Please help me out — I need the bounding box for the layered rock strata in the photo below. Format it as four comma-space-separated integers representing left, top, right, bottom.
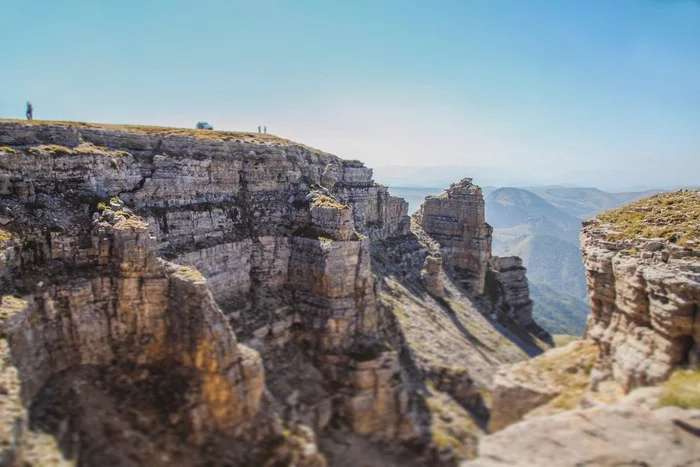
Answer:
486, 256, 534, 327
415, 179, 492, 295
581, 190, 700, 390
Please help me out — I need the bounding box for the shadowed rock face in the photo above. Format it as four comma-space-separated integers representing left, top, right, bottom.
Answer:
487, 256, 533, 327
0, 121, 550, 465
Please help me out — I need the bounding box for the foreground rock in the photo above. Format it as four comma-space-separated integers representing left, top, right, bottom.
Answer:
465, 400, 700, 466
488, 340, 599, 432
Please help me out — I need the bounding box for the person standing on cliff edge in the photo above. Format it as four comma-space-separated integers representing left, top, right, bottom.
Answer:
26, 102, 33, 120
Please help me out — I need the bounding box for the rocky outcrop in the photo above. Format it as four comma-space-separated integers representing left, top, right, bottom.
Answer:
465, 395, 700, 467
0, 121, 416, 464
0, 212, 272, 464
466, 191, 699, 466
415, 179, 549, 345
415, 179, 492, 295
488, 340, 599, 432
486, 257, 534, 327
581, 190, 700, 390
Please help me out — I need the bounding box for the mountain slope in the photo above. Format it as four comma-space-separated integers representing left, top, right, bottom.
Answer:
528, 283, 589, 335
486, 188, 581, 244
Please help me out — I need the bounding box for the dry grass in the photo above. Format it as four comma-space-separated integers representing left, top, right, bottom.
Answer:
597, 190, 700, 246
0, 229, 12, 252
173, 266, 206, 283
0, 118, 328, 155
0, 295, 27, 320
27, 144, 73, 156
425, 388, 481, 459
114, 217, 147, 230
311, 194, 348, 210
552, 334, 579, 347
659, 368, 700, 409
515, 341, 598, 412
0, 146, 17, 154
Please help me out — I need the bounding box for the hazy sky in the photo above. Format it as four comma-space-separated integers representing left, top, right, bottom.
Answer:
2, 0, 699, 189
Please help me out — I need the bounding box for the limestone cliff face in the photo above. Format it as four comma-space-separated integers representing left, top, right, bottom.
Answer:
4, 219, 263, 429
487, 256, 534, 327
415, 179, 492, 295
580, 192, 700, 390
0, 121, 549, 465
0, 121, 412, 464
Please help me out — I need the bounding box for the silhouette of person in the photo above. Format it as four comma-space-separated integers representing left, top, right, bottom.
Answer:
26, 102, 33, 120
257, 125, 261, 133
264, 125, 267, 134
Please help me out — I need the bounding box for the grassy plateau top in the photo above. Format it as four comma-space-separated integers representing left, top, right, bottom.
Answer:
596, 190, 700, 246
0, 119, 329, 155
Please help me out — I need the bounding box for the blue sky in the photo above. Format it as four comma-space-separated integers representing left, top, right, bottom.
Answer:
2, 0, 699, 189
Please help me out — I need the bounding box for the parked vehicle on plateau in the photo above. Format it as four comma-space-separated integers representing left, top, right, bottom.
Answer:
195, 121, 213, 130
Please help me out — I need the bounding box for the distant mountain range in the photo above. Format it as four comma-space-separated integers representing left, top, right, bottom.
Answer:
389, 184, 667, 336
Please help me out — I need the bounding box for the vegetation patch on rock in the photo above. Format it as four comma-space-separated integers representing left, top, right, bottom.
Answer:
597, 190, 700, 246
311, 194, 348, 210
659, 368, 700, 409
0, 229, 12, 252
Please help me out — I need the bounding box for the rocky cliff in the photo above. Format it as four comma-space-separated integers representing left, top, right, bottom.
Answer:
415, 179, 550, 344
0, 120, 550, 466
415, 180, 492, 295
581, 190, 700, 390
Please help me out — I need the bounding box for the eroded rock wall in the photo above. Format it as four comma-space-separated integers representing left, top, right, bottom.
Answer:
415, 179, 492, 295
581, 221, 700, 390
487, 256, 534, 327
414, 179, 546, 341
1, 218, 264, 432
0, 121, 417, 464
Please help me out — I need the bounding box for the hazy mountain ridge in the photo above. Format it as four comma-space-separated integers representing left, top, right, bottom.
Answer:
486, 188, 581, 245
525, 186, 662, 220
